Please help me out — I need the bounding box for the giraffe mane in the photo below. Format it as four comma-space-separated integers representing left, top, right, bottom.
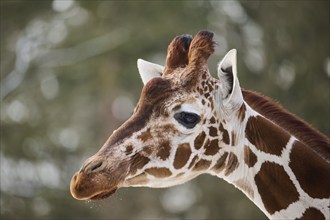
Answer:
242, 89, 330, 161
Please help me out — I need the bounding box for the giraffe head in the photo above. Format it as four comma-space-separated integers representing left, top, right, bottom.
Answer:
70, 31, 245, 200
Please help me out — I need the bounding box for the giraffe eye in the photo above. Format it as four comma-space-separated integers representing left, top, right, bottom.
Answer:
174, 112, 201, 129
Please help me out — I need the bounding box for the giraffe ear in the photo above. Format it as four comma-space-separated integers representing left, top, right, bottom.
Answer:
217, 49, 243, 108
137, 59, 164, 85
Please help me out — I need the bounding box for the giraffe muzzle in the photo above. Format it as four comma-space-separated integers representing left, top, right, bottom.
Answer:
70, 155, 129, 200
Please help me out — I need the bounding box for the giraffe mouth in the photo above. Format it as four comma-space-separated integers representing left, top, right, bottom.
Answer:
90, 188, 117, 200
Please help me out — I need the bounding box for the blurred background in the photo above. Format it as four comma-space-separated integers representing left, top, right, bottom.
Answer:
1, 1, 329, 219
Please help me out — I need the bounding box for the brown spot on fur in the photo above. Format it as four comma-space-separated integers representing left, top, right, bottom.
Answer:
289, 140, 330, 199
244, 146, 257, 167
245, 116, 290, 156
143, 145, 153, 156
129, 154, 150, 175
210, 99, 214, 109
224, 153, 239, 176
231, 131, 237, 146
242, 89, 330, 161
199, 88, 204, 96
125, 145, 133, 155
193, 159, 211, 171
204, 139, 220, 156
234, 179, 254, 199
207, 81, 213, 92
157, 140, 171, 160
219, 123, 230, 145
174, 143, 192, 169
297, 207, 325, 220
212, 152, 228, 173
204, 93, 210, 99
207, 81, 213, 91
255, 162, 299, 214
162, 124, 179, 135
209, 126, 218, 137
188, 155, 199, 169
145, 167, 172, 178
194, 131, 206, 150
138, 128, 152, 142
237, 103, 246, 122
210, 116, 216, 124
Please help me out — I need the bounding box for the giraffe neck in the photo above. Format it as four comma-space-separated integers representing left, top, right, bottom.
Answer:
209, 103, 330, 219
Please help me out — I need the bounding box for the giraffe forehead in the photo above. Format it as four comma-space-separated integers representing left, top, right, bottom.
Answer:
110, 66, 215, 153
141, 74, 204, 108
141, 77, 173, 104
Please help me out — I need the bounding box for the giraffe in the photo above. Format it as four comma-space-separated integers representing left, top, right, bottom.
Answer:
70, 31, 330, 219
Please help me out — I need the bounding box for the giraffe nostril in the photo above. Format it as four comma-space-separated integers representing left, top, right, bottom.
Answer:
86, 161, 103, 173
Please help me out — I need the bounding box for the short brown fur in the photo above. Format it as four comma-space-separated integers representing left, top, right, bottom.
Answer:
173, 143, 192, 169
157, 140, 171, 161
193, 159, 212, 171
145, 167, 172, 178
219, 123, 230, 145
194, 131, 206, 150
212, 152, 228, 173
289, 140, 330, 199
237, 103, 246, 122
204, 139, 220, 156
138, 128, 152, 142
243, 145, 257, 168
245, 115, 290, 156
224, 153, 239, 176
255, 162, 299, 214
297, 207, 325, 220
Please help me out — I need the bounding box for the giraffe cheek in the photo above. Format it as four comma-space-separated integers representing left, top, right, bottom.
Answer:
128, 153, 151, 176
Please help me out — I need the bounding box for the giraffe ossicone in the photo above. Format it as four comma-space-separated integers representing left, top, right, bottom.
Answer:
70, 31, 330, 219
